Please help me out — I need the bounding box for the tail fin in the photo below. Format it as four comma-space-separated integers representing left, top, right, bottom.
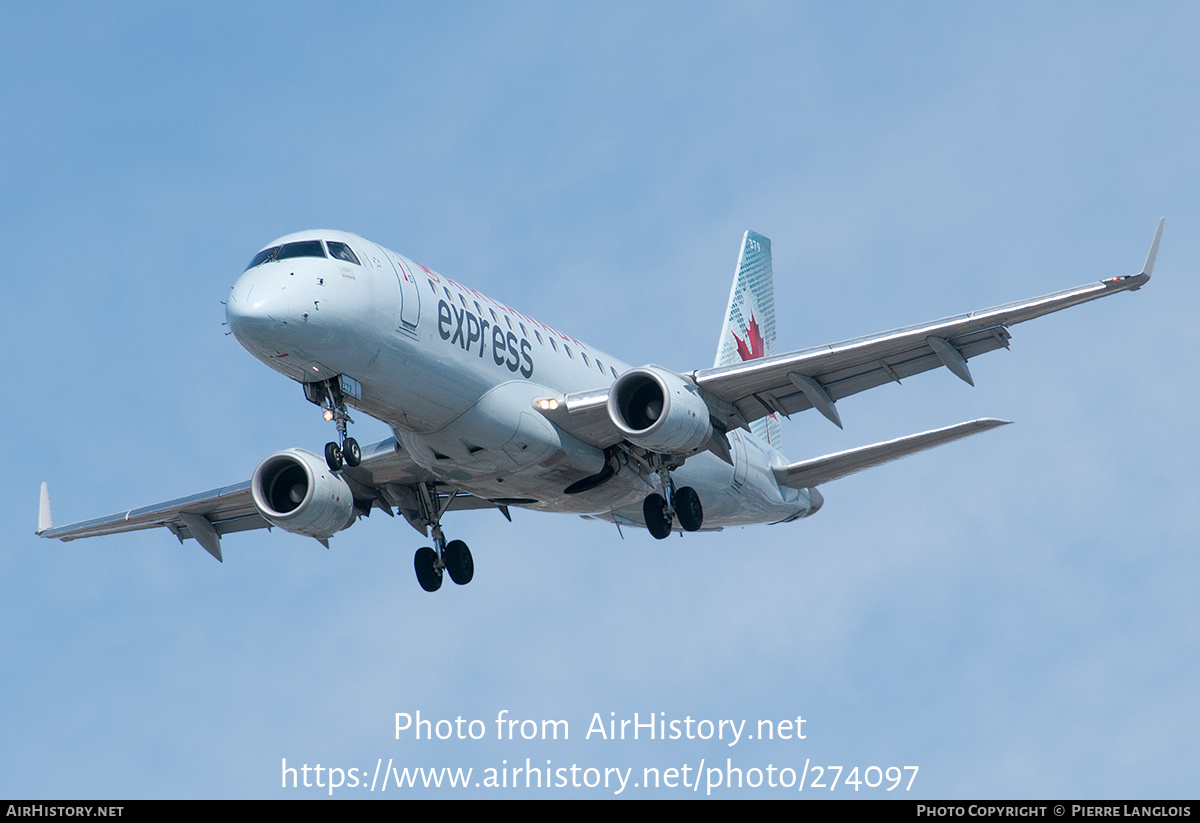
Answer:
714, 230, 782, 448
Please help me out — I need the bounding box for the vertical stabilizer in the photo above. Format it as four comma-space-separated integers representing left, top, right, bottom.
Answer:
714, 230, 782, 448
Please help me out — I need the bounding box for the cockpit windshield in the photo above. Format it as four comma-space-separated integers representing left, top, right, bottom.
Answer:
327, 241, 361, 265
245, 246, 280, 270
244, 240, 329, 271
244, 238, 365, 271
276, 240, 326, 261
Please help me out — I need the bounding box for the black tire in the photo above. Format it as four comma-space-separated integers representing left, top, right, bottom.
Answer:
675, 486, 703, 532
643, 493, 673, 540
324, 441, 343, 471
414, 547, 443, 592
444, 539, 474, 585
343, 437, 362, 467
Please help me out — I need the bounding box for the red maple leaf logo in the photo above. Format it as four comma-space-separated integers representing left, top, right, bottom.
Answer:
733, 313, 765, 361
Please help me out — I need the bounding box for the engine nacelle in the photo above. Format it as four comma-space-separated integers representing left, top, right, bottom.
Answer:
250, 448, 355, 539
607, 365, 713, 454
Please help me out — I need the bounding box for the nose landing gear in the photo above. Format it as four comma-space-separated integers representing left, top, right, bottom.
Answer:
305, 378, 361, 471
324, 435, 360, 472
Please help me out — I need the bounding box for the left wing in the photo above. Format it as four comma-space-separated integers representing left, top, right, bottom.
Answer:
551, 220, 1162, 444
37, 437, 496, 561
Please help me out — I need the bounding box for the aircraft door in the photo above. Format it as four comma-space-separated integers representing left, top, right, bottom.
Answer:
382, 251, 421, 331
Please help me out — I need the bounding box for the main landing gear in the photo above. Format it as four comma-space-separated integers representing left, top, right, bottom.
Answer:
412, 483, 474, 593
641, 458, 703, 539
414, 539, 474, 592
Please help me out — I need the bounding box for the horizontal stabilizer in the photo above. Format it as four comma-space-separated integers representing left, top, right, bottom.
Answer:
773, 418, 1010, 489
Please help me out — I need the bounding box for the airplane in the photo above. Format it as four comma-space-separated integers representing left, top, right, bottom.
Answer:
36, 220, 1164, 592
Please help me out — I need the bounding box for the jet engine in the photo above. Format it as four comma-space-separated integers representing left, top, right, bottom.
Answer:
607, 365, 713, 454
250, 448, 355, 539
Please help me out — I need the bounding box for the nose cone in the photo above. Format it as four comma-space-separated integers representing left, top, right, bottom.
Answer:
227, 272, 291, 350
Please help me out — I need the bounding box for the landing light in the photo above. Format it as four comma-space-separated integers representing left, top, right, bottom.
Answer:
323, 409, 334, 421
535, 397, 560, 411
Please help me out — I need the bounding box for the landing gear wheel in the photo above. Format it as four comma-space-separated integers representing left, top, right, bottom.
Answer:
443, 539, 474, 585
414, 546, 443, 592
343, 437, 361, 468
674, 486, 703, 532
324, 441, 343, 471
643, 493, 673, 540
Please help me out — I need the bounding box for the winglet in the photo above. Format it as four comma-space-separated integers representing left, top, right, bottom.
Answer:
1102, 218, 1162, 292
37, 482, 52, 535
1140, 217, 1165, 281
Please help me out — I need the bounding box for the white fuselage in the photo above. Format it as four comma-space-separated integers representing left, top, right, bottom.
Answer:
225, 230, 817, 530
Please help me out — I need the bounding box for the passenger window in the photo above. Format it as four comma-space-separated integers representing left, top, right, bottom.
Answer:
326, 241, 361, 265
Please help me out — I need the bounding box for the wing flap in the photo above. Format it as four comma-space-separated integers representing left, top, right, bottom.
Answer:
735, 324, 1014, 423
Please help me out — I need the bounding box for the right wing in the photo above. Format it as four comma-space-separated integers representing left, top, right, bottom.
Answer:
546, 220, 1162, 449
694, 220, 1162, 433
36, 437, 496, 561
36, 480, 261, 553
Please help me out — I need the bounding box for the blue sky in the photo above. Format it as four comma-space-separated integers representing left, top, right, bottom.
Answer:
2, 1, 1197, 798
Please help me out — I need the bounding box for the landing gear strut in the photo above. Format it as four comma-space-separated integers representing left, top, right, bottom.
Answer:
641, 456, 703, 539
307, 378, 360, 471
412, 483, 474, 592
